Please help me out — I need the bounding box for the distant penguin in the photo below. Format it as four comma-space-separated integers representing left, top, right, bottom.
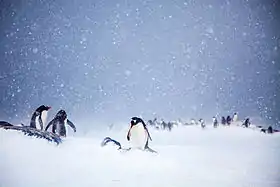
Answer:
198, 118, 206, 128
221, 117, 226, 125
190, 119, 196, 125
226, 116, 232, 125
126, 117, 155, 152
30, 105, 51, 130
242, 118, 250, 128
267, 126, 273, 134
45, 110, 76, 137
232, 112, 238, 122
213, 117, 218, 128
167, 122, 172, 131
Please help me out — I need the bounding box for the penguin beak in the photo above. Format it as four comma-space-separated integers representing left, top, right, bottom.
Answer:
47, 106, 51, 110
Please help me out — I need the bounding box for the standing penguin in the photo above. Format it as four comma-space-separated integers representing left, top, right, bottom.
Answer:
126, 117, 156, 152
30, 105, 51, 130
232, 112, 238, 122
213, 117, 218, 128
226, 116, 232, 125
198, 118, 206, 129
242, 118, 250, 128
45, 110, 76, 137
221, 116, 226, 125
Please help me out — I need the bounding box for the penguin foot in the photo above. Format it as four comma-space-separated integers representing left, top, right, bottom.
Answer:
145, 146, 158, 154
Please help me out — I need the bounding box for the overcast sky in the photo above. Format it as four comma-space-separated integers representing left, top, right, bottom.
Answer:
0, 0, 279, 127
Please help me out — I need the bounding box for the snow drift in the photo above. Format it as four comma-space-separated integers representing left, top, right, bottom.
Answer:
1, 124, 280, 187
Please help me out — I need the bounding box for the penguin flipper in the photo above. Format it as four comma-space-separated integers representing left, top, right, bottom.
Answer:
67, 119, 76, 132
126, 128, 131, 141
141, 120, 152, 141
45, 119, 55, 131
144, 126, 152, 141
38, 115, 43, 130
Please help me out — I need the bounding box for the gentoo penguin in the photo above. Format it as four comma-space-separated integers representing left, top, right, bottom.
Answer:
242, 118, 250, 128
190, 118, 196, 125
232, 112, 238, 122
126, 117, 155, 152
45, 110, 76, 137
226, 116, 232, 125
267, 126, 273, 134
221, 116, 226, 125
198, 118, 205, 128
30, 105, 51, 130
213, 116, 218, 128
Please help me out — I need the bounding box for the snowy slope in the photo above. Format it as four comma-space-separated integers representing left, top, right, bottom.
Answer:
1, 124, 280, 187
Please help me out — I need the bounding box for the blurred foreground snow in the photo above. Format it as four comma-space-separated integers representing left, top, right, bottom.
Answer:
1, 124, 280, 187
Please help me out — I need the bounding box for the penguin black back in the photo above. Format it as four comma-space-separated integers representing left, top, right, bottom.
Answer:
30, 105, 51, 130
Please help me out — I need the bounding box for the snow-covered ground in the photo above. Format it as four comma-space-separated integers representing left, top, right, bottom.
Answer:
1, 124, 280, 187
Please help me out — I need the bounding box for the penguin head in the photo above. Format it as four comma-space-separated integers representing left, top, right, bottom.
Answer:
130, 117, 144, 127
36, 105, 51, 112
56, 110, 67, 120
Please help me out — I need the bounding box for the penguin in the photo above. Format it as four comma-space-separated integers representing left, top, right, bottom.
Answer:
242, 118, 250, 128
213, 116, 218, 128
221, 116, 226, 125
45, 110, 76, 137
30, 105, 51, 130
198, 118, 206, 128
232, 112, 238, 122
126, 117, 156, 152
226, 116, 232, 125
267, 126, 273, 134
190, 118, 196, 125
167, 122, 173, 131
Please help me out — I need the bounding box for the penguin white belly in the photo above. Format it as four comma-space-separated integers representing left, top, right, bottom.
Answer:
233, 115, 238, 122
56, 122, 61, 134
129, 125, 148, 150
35, 116, 41, 130
41, 110, 48, 129
34, 111, 48, 130
64, 118, 68, 136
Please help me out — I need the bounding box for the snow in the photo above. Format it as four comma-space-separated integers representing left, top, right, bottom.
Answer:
1, 124, 280, 187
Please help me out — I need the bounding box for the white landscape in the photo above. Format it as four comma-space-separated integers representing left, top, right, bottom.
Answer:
1, 123, 280, 187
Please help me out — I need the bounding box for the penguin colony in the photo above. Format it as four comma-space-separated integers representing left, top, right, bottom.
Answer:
146, 113, 278, 134
1, 106, 278, 153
